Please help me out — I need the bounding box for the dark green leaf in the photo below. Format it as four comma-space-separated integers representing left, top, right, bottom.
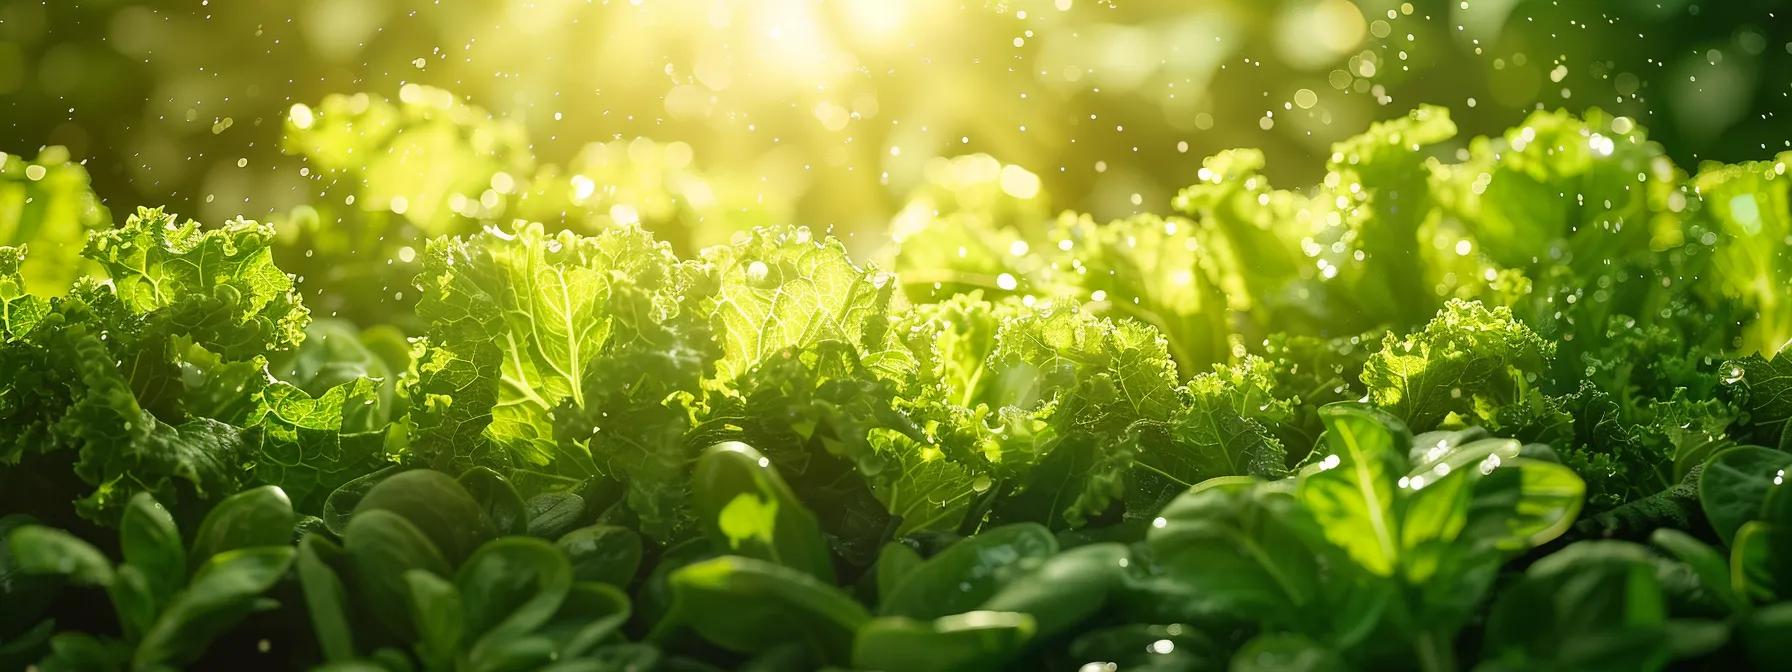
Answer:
354, 469, 495, 564
189, 485, 295, 567
1480, 541, 1672, 672
637, 538, 714, 631
1739, 602, 1792, 668
322, 465, 401, 536
7, 525, 112, 586
454, 537, 573, 656
459, 467, 527, 536
879, 522, 1055, 619
1649, 528, 1744, 613
851, 611, 1034, 672
1229, 634, 1345, 672
1699, 446, 1792, 546
296, 534, 358, 662
665, 555, 869, 663
118, 492, 184, 604
1067, 624, 1221, 672
554, 525, 642, 587
873, 542, 923, 603
538, 582, 630, 659
135, 545, 296, 669
692, 441, 835, 582
1732, 521, 1792, 602
107, 565, 158, 642
404, 569, 464, 670
979, 542, 1128, 640
464, 635, 556, 672
1145, 479, 1335, 633
0, 619, 56, 672
524, 492, 586, 539
343, 509, 453, 641
37, 632, 131, 672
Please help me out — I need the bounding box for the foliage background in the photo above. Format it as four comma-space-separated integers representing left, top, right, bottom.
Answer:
2, 0, 1788, 249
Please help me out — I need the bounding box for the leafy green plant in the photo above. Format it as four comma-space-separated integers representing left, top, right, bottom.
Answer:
6, 488, 297, 670
4, 100, 1792, 671
1148, 404, 1583, 669
295, 468, 641, 671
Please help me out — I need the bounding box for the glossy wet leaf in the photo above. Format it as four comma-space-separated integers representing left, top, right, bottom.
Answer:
555, 525, 643, 587
455, 537, 574, 654
135, 545, 296, 669
666, 555, 869, 663
296, 534, 358, 662
1297, 404, 1409, 576
692, 441, 834, 582
342, 509, 453, 640
1067, 624, 1221, 672
852, 611, 1034, 672
1459, 457, 1586, 553
189, 485, 295, 567
459, 467, 527, 536
7, 525, 113, 586
354, 469, 495, 565
1699, 447, 1792, 546
878, 522, 1056, 619
979, 542, 1129, 640
119, 492, 185, 604
405, 569, 464, 669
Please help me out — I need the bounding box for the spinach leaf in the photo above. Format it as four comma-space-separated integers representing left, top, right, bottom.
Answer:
664, 555, 869, 663
852, 611, 1035, 672
691, 441, 834, 582
879, 523, 1056, 619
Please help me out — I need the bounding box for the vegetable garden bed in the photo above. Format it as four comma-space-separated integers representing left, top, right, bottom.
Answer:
3, 99, 1792, 671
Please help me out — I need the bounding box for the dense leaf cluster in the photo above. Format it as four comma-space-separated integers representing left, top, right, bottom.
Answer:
3, 101, 1792, 671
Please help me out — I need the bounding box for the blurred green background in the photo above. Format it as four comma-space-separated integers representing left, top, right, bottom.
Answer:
1, 0, 1788, 254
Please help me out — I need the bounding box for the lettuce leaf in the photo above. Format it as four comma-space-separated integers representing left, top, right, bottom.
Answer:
1043, 213, 1233, 375
701, 227, 893, 383
1173, 106, 1458, 336
0, 247, 48, 341
0, 208, 403, 525
1124, 366, 1289, 521
1725, 344, 1792, 451
87, 207, 309, 359
1361, 300, 1552, 432
248, 379, 393, 514
557, 275, 720, 540
411, 221, 693, 473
